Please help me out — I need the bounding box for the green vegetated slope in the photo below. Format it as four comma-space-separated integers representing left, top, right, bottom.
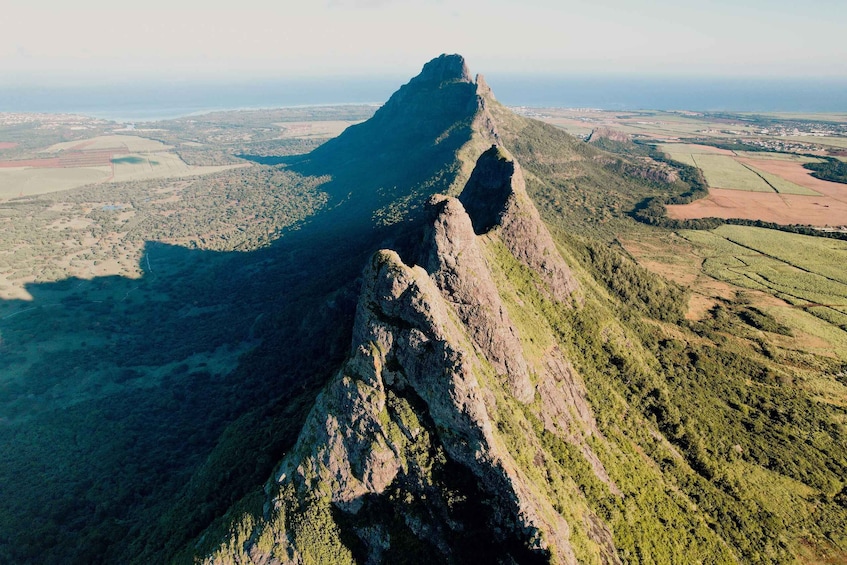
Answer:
502, 111, 847, 561
544, 238, 846, 564
489, 108, 847, 562
489, 103, 685, 239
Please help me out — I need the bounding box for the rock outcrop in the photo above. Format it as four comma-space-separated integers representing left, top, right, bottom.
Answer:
460, 145, 579, 302
587, 127, 631, 144
418, 195, 534, 403
409, 53, 472, 85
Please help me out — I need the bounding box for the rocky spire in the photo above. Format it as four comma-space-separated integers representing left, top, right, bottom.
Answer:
460, 145, 580, 302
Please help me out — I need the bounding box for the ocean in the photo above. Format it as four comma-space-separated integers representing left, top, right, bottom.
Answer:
1, 75, 845, 122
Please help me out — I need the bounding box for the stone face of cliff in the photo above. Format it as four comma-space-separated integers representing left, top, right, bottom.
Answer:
460, 145, 580, 302
418, 194, 534, 403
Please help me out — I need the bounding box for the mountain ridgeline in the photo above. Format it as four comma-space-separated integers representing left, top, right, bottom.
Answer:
5, 54, 843, 564
194, 56, 847, 564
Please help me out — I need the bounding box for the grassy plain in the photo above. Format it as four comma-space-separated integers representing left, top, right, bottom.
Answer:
0, 167, 111, 199
622, 225, 847, 361
41, 134, 172, 153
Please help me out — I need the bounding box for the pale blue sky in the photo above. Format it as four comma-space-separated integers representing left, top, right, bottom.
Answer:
2, 0, 845, 84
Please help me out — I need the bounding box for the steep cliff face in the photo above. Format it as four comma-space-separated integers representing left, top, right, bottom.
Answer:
460, 146, 579, 302
203, 144, 620, 565
417, 194, 534, 403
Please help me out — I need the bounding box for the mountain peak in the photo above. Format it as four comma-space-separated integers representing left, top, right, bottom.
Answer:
411, 53, 472, 85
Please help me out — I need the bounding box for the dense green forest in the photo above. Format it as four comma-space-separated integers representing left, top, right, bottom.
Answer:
804, 156, 847, 184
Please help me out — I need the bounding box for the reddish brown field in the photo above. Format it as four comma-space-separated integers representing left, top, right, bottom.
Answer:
0, 157, 61, 168
668, 158, 847, 226
737, 158, 847, 196
667, 188, 847, 226
0, 142, 17, 149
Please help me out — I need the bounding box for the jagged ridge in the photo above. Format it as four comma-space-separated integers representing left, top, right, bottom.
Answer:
203, 137, 620, 564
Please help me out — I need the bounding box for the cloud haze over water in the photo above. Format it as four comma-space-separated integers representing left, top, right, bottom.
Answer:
1, 0, 846, 84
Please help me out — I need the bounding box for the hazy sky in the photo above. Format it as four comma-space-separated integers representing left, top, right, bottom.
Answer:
2, 0, 846, 84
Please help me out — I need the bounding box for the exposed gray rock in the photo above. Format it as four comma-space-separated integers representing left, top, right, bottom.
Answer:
418, 194, 534, 403
410, 53, 472, 85
234, 249, 571, 563
460, 145, 579, 302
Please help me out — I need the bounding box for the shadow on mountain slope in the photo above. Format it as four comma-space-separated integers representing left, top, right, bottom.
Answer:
0, 228, 367, 563
0, 54, 489, 565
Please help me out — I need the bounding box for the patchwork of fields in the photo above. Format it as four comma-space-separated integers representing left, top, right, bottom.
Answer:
659, 143, 819, 195
660, 143, 847, 226
0, 134, 244, 199
528, 109, 847, 227
625, 225, 847, 360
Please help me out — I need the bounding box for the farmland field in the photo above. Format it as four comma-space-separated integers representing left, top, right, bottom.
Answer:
667, 187, 847, 225
273, 120, 362, 139
680, 226, 847, 344
662, 145, 847, 226
738, 161, 820, 195
111, 152, 240, 182
659, 144, 818, 195
783, 136, 847, 149
0, 167, 111, 198
41, 135, 172, 153
623, 226, 847, 361
702, 224, 847, 285
692, 153, 774, 192
0, 134, 246, 199
658, 143, 735, 158
732, 151, 821, 163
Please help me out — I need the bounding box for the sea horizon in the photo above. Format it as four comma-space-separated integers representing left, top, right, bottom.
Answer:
1, 74, 846, 122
